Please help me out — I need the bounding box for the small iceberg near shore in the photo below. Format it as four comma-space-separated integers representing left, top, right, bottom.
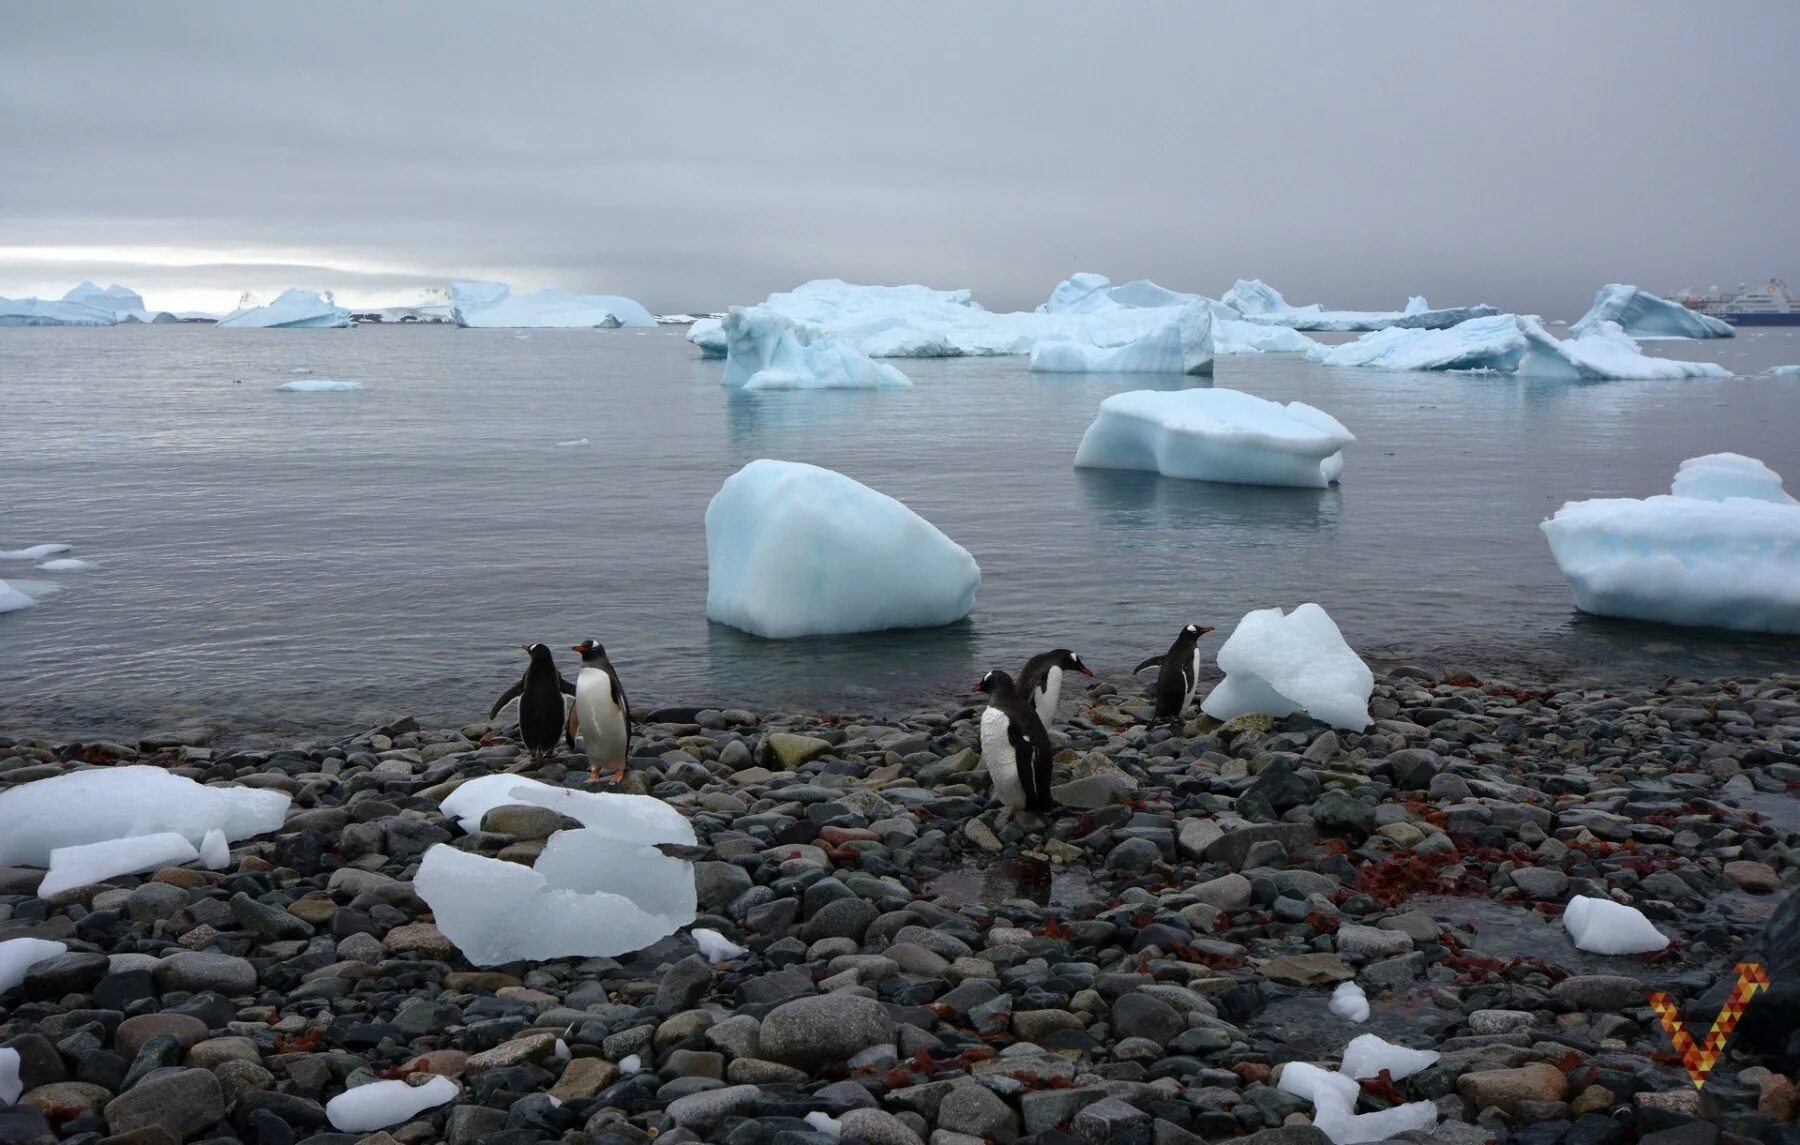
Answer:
720, 306, 911, 390
451, 280, 656, 328
706, 459, 979, 638
1029, 299, 1215, 375
277, 379, 363, 392
1310, 313, 1729, 380
1571, 284, 1734, 339
217, 289, 352, 329
1541, 453, 1800, 633
1202, 603, 1374, 731
1073, 388, 1353, 488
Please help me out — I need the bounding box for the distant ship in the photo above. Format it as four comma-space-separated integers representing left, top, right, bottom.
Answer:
1674, 279, 1800, 326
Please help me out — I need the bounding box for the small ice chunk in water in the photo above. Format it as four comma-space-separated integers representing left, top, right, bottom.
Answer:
1202, 604, 1374, 731
692, 927, 749, 964
1562, 895, 1670, 954
38, 558, 95, 572
1338, 1034, 1439, 1080
39, 832, 202, 897
0, 580, 34, 613
0, 937, 69, 994
325, 1075, 459, 1131
199, 828, 230, 869
277, 379, 362, 392
1329, 981, 1370, 1023
555, 438, 590, 447
1279, 1060, 1438, 1145
1072, 388, 1353, 488
0, 765, 292, 866
0, 1047, 20, 1104
804, 1111, 842, 1138
0, 544, 71, 561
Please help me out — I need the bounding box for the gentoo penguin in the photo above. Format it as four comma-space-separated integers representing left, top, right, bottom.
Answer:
1017, 649, 1094, 728
570, 638, 632, 784
490, 643, 576, 760
973, 669, 1053, 824
1132, 624, 1216, 726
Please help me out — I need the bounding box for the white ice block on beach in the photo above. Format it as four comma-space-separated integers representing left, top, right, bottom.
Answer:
1562, 894, 1670, 955
0, 766, 291, 867
1202, 604, 1374, 731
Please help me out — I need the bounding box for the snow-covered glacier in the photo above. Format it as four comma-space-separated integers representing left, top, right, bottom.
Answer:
1221, 279, 1498, 331
720, 306, 911, 390
1030, 299, 1215, 374
1570, 284, 1734, 340
1309, 314, 1730, 380
451, 281, 656, 328
706, 460, 979, 638
1073, 388, 1353, 488
1541, 453, 1800, 634
62, 282, 176, 324
216, 289, 352, 329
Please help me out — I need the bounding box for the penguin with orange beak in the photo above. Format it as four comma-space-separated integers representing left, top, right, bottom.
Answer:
1133, 624, 1216, 727
570, 638, 632, 785
973, 669, 1054, 824
1017, 649, 1094, 729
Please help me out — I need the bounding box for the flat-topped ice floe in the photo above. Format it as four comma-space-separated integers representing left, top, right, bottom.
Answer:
1073, 388, 1353, 488
0, 765, 292, 866
415, 786, 697, 965
1310, 314, 1730, 380
38, 832, 203, 897
705, 459, 979, 638
1571, 284, 1735, 339
277, 379, 363, 392
1541, 453, 1800, 633
1202, 604, 1374, 730
1223, 278, 1497, 331
720, 306, 911, 390
451, 280, 655, 328
217, 289, 352, 329
1030, 299, 1215, 375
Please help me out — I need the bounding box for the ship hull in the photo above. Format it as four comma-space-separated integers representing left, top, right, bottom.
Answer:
1723, 313, 1800, 326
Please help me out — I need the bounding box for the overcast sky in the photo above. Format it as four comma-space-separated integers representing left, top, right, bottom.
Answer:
3, 2, 1795, 316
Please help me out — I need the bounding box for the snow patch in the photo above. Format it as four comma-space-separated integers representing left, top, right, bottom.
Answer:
1073, 388, 1353, 488
0, 765, 292, 867
1202, 604, 1373, 731
1562, 895, 1671, 955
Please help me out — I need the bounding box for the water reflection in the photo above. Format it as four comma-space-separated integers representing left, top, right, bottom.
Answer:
702, 617, 981, 713
1074, 467, 1342, 539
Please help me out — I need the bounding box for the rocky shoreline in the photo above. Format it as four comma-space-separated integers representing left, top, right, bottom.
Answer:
2, 666, 1797, 1145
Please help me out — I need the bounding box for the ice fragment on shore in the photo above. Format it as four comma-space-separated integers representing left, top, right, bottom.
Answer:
325, 1075, 459, 1131
1202, 604, 1374, 731
692, 927, 748, 964
0, 937, 69, 994
39, 832, 202, 897
1330, 981, 1370, 1022
0, 765, 292, 867
805, 1111, 842, 1138
1279, 1060, 1438, 1145
0, 1048, 19, 1104
199, 828, 230, 869
439, 775, 696, 844
1338, 1033, 1439, 1080
618, 1054, 642, 1075
1562, 894, 1670, 955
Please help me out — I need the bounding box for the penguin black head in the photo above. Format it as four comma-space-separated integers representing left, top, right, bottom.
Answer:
522, 642, 555, 664
572, 638, 607, 661
1051, 650, 1095, 677
1183, 624, 1216, 639
973, 669, 1014, 695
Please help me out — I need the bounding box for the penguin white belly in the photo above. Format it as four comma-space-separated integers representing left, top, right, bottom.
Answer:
1185, 647, 1203, 707
1033, 666, 1063, 728
980, 706, 1026, 811
575, 668, 628, 765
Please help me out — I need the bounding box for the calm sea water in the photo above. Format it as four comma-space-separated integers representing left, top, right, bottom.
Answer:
3, 324, 1798, 740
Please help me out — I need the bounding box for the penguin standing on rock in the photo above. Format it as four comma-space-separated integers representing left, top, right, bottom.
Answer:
1133, 624, 1216, 727
570, 638, 632, 785
490, 643, 576, 760
1017, 649, 1094, 729
973, 669, 1054, 824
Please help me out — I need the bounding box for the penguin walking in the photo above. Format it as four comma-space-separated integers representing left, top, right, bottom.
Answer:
570, 638, 632, 785
1017, 649, 1094, 729
973, 669, 1054, 824
1132, 624, 1216, 727
490, 643, 577, 760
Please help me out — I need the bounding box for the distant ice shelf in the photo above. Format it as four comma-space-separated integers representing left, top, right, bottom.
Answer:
451, 281, 656, 328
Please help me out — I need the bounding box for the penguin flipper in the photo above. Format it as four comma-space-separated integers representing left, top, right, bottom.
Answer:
1132, 655, 1165, 675
559, 675, 577, 696
565, 706, 580, 753
489, 680, 524, 720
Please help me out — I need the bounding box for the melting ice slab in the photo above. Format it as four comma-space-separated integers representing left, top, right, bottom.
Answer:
1571, 284, 1734, 340
39, 833, 203, 897
0, 765, 291, 867
451, 280, 655, 328
416, 786, 697, 966
1202, 604, 1373, 731
1562, 895, 1670, 955
1310, 314, 1729, 380
720, 306, 911, 390
705, 460, 979, 638
1279, 1060, 1438, 1144
325, 1076, 459, 1131
217, 289, 351, 329
1073, 388, 1353, 488
1029, 300, 1215, 375
0, 937, 70, 995
1541, 453, 1800, 633
1338, 1034, 1439, 1080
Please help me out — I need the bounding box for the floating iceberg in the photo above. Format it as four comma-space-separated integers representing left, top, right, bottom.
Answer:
1571, 284, 1734, 340
415, 788, 697, 966
689, 317, 727, 358
39, 832, 202, 897
1311, 314, 1729, 380
1030, 300, 1215, 375
0, 765, 292, 866
1202, 604, 1373, 730
705, 459, 979, 638
277, 379, 363, 392
1562, 895, 1670, 955
720, 306, 911, 390
0, 580, 33, 613
216, 289, 352, 329
1037, 273, 1318, 355
451, 280, 656, 328
0, 938, 69, 995
1541, 453, 1800, 633
1279, 1060, 1438, 1145
61, 282, 177, 324
325, 1076, 459, 1132
1338, 1034, 1439, 1081
1, 544, 70, 561
38, 558, 95, 572
0, 294, 118, 326
1073, 388, 1353, 488
1222, 279, 1497, 331
1770, 364, 1800, 376
1330, 982, 1370, 1022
